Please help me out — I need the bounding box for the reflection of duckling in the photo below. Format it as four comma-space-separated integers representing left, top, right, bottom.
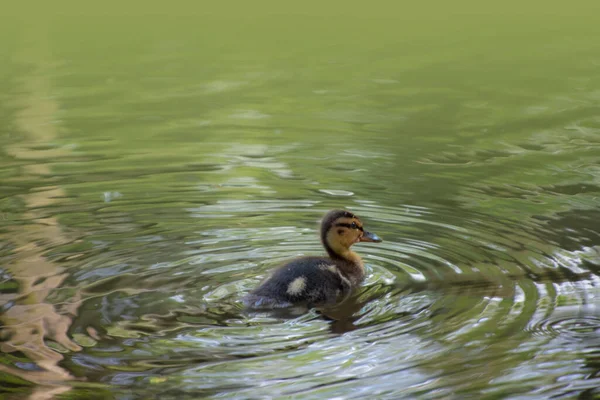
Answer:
243, 210, 382, 309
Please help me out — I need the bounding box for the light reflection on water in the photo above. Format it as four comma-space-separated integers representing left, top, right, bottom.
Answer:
6, 199, 597, 399
1, 4, 600, 399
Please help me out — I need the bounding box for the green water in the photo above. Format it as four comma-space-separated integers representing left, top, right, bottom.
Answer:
1, 3, 600, 399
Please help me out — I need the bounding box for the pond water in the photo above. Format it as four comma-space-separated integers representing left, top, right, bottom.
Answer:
1, 3, 600, 399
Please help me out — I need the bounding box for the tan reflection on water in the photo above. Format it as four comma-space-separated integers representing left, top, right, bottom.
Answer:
0, 45, 81, 399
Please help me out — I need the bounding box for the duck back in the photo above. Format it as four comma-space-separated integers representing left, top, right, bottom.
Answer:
243, 256, 353, 309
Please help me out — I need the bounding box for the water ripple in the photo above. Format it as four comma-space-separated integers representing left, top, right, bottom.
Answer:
36, 198, 594, 399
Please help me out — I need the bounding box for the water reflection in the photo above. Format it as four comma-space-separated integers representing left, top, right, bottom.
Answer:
0, 47, 80, 399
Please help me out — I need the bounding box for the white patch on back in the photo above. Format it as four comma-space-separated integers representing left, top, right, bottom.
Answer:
320, 264, 338, 274
287, 276, 306, 295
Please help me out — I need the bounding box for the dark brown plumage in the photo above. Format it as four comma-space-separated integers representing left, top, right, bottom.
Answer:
243, 210, 382, 309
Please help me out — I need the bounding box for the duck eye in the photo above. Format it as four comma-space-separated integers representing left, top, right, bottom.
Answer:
351, 222, 358, 229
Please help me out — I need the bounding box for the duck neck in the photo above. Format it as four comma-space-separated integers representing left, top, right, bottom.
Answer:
324, 242, 364, 270
329, 247, 365, 285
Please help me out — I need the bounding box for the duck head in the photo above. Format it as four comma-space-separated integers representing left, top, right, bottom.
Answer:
320, 209, 382, 259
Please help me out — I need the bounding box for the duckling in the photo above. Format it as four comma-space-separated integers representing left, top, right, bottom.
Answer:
243, 210, 382, 309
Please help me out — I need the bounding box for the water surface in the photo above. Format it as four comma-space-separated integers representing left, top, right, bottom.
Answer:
1, 3, 600, 399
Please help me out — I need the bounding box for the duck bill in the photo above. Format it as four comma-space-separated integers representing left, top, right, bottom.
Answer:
360, 231, 382, 243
